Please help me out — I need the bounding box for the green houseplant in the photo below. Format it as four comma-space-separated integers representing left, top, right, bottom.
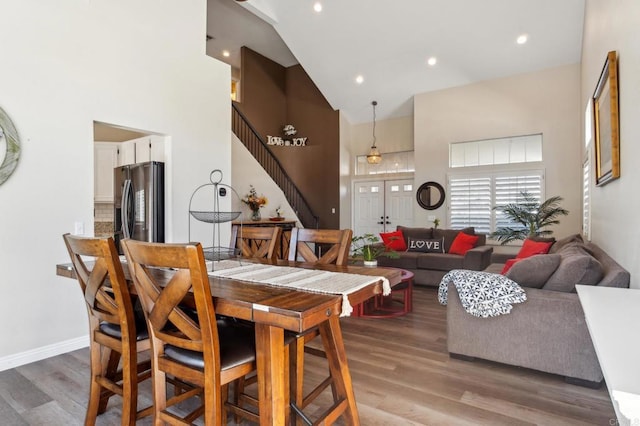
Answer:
351, 233, 399, 266
491, 191, 569, 244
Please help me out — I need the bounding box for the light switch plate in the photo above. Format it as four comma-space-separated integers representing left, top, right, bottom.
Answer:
74, 221, 84, 235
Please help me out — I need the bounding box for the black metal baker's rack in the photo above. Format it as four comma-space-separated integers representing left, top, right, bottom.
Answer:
188, 169, 241, 266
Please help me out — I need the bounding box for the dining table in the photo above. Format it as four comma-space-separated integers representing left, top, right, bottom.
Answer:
56, 258, 401, 425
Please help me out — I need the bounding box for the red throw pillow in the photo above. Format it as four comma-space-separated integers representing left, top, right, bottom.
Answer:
448, 232, 479, 255
380, 230, 407, 251
516, 239, 553, 259
501, 258, 521, 274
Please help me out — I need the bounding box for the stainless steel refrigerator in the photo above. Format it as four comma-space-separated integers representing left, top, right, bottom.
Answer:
114, 161, 164, 253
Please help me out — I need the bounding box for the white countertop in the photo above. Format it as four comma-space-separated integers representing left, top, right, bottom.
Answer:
576, 285, 640, 426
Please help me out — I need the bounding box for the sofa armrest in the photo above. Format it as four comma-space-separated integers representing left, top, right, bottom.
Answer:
462, 245, 493, 270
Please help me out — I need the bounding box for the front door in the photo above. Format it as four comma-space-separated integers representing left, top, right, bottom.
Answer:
353, 179, 414, 237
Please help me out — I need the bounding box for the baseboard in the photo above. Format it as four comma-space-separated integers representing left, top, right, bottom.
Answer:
0, 335, 89, 372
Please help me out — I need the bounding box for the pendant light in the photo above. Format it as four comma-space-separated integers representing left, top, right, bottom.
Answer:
366, 101, 382, 164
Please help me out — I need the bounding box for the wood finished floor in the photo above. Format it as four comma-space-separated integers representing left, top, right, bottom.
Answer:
0, 286, 615, 425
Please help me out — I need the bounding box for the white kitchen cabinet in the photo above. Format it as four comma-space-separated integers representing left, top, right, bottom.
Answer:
94, 142, 119, 202
117, 140, 136, 166
135, 135, 165, 163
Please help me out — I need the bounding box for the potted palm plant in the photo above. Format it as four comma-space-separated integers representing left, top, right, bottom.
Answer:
351, 233, 399, 266
491, 191, 569, 244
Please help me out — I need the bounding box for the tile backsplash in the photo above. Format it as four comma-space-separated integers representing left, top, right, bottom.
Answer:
94, 203, 114, 237
94, 203, 113, 221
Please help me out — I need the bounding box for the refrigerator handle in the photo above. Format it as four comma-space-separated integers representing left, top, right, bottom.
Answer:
122, 179, 132, 239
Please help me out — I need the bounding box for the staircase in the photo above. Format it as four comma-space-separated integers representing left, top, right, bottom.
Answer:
232, 102, 319, 229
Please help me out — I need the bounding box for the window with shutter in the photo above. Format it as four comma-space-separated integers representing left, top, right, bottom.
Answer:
583, 158, 590, 240
448, 170, 544, 235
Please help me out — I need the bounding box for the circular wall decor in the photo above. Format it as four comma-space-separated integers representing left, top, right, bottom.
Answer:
0, 106, 21, 186
416, 181, 445, 210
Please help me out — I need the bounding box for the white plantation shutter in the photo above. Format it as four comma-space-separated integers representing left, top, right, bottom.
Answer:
448, 170, 544, 234
494, 173, 543, 231
583, 158, 590, 239
449, 177, 492, 234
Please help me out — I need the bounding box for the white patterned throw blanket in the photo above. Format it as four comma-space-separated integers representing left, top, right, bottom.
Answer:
438, 269, 527, 317
208, 260, 391, 317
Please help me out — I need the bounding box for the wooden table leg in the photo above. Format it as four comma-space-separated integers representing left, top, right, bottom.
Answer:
255, 323, 290, 426
319, 316, 360, 425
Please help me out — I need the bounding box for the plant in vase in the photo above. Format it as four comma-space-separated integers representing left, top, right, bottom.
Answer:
350, 233, 399, 267
241, 185, 268, 221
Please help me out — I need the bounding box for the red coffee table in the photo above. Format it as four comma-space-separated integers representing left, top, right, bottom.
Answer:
355, 268, 414, 318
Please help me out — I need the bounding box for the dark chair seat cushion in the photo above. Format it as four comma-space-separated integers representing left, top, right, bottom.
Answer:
99, 314, 149, 341
164, 323, 257, 371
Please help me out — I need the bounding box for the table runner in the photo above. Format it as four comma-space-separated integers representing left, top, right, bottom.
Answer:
208, 260, 391, 317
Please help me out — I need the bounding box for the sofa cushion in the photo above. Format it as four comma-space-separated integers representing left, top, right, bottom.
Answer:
449, 232, 479, 255
407, 237, 444, 253
416, 253, 465, 271
548, 233, 583, 254
377, 251, 420, 269
397, 226, 432, 247
380, 230, 407, 251
505, 254, 561, 288
433, 227, 474, 253
516, 239, 554, 259
543, 246, 604, 292
500, 258, 520, 274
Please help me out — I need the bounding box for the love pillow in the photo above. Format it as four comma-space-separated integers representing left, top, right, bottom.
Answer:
407, 237, 444, 253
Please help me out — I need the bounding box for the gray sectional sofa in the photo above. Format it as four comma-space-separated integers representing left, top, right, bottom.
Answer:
376, 226, 493, 286
446, 234, 630, 385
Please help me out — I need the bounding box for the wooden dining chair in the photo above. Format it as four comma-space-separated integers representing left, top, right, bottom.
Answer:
121, 239, 259, 425
231, 224, 282, 260
288, 227, 352, 266
287, 227, 353, 425
62, 234, 152, 426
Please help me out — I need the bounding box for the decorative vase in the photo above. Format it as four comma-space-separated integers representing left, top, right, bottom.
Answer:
251, 209, 261, 221
363, 259, 378, 267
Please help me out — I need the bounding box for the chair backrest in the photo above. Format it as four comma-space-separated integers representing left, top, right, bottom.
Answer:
230, 225, 282, 260
121, 239, 221, 371
62, 233, 137, 341
288, 228, 353, 266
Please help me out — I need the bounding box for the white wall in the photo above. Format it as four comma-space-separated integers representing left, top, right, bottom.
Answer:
582, 0, 640, 289
339, 112, 353, 228
413, 64, 582, 237
0, 0, 231, 367
350, 115, 414, 156
231, 135, 298, 225
340, 114, 415, 229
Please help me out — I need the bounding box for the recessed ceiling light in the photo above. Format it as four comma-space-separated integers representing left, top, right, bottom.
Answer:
427, 57, 437, 66
313, 2, 322, 12
355, 75, 364, 84
517, 34, 528, 45
222, 50, 230, 57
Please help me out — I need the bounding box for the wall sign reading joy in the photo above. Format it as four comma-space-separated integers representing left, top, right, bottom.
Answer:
267, 124, 308, 147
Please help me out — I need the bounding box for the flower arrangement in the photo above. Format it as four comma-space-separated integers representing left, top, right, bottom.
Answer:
241, 185, 268, 212
433, 218, 440, 229
275, 206, 283, 217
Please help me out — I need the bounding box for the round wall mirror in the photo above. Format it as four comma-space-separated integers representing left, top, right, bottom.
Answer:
0, 107, 21, 186
416, 181, 445, 210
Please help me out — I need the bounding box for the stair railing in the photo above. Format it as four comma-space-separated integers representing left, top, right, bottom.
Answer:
232, 103, 319, 229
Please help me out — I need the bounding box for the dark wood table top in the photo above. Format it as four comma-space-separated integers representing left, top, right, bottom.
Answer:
56, 259, 401, 333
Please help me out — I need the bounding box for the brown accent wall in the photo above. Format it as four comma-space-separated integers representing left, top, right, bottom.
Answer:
238, 47, 340, 229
